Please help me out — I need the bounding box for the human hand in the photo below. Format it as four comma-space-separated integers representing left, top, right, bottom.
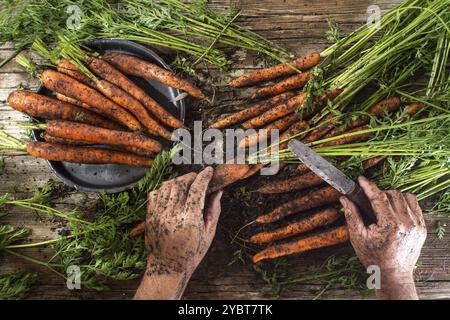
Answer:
340, 176, 427, 300
144, 167, 223, 278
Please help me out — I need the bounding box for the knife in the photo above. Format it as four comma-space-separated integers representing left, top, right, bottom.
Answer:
288, 139, 377, 223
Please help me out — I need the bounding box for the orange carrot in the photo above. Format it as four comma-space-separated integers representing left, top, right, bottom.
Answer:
102, 51, 206, 100
251, 72, 310, 99
95, 80, 172, 140
87, 57, 184, 129
57, 58, 97, 88
7, 90, 121, 131
301, 113, 336, 144
229, 53, 321, 87
256, 171, 324, 194
41, 70, 142, 131
249, 208, 340, 244
252, 225, 349, 263
314, 125, 373, 148
207, 164, 250, 194
256, 186, 341, 224
43, 120, 162, 154
242, 93, 307, 129
26, 142, 153, 167
209, 92, 295, 129
296, 163, 310, 174
239, 113, 300, 148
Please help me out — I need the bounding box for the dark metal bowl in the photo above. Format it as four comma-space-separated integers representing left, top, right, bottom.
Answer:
33, 39, 184, 193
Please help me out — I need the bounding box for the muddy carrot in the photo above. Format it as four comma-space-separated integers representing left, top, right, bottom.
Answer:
252, 225, 349, 263
87, 57, 184, 129
42, 120, 162, 153
209, 92, 295, 129
251, 72, 310, 99
242, 93, 307, 129
42, 133, 155, 158
229, 53, 321, 87
249, 208, 340, 244
256, 186, 341, 224
239, 113, 300, 148
41, 70, 142, 131
57, 58, 97, 88
256, 171, 324, 194
95, 80, 172, 139
7, 90, 122, 130
296, 163, 310, 174
26, 142, 153, 167
363, 156, 386, 170
302, 113, 336, 144
315, 125, 373, 148
207, 164, 250, 194
129, 222, 147, 237
102, 51, 206, 100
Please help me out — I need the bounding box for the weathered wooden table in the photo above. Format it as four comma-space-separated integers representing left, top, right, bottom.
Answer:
1, 0, 449, 300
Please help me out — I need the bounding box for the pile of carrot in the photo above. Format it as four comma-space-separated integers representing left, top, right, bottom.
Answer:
6, 52, 205, 167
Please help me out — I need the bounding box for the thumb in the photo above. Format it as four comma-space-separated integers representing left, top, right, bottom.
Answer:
204, 191, 223, 240
340, 196, 365, 237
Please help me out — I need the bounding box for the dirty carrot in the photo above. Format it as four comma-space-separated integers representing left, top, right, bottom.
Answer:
87, 57, 184, 129
251, 72, 310, 99
297, 163, 310, 174
229, 53, 321, 87
41, 70, 142, 131
256, 171, 324, 194
209, 92, 295, 129
207, 163, 251, 194
95, 80, 172, 140
252, 225, 350, 263
26, 142, 153, 167
42, 133, 156, 158
256, 186, 341, 224
40, 120, 162, 154
242, 93, 307, 129
239, 113, 299, 148
314, 125, 373, 148
7, 90, 121, 130
57, 58, 97, 88
302, 113, 336, 144
102, 52, 206, 100
249, 208, 340, 244
362, 156, 386, 170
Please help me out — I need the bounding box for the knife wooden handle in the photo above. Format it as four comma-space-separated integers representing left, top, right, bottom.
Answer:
347, 184, 377, 224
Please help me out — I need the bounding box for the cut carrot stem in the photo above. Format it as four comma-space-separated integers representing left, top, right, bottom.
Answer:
249, 208, 340, 244
252, 225, 349, 263
229, 53, 320, 87
251, 72, 310, 99
256, 186, 341, 224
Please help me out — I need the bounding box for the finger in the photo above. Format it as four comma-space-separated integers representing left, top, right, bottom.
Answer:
404, 193, 425, 228
385, 190, 412, 226
340, 196, 366, 237
204, 191, 223, 240
155, 180, 175, 211
147, 190, 159, 217
168, 172, 197, 211
184, 167, 215, 221
358, 176, 395, 222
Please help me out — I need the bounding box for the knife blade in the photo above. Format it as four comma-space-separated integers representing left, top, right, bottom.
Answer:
288, 139, 377, 223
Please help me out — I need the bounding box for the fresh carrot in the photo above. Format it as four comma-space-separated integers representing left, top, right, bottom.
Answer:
252, 225, 349, 263
7, 90, 121, 130
102, 52, 206, 100
41, 70, 143, 131
315, 125, 373, 148
256, 186, 341, 224
42, 120, 162, 153
405, 102, 423, 115
87, 57, 184, 129
296, 163, 310, 174
129, 222, 146, 238
95, 80, 172, 140
26, 142, 153, 167
278, 120, 310, 149
301, 113, 336, 144
42, 133, 156, 158
256, 171, 324, 194
251, 72, 310, 99
57, 58, 97, 88
240, 164, 265, 180
242, 93, 307, 129
249, 208, 340, 244
229, 53, 321, 87
239, 113, 300, 148
363, 156, 386, 170
207, 163, 250, 194
209, 92, 295, 129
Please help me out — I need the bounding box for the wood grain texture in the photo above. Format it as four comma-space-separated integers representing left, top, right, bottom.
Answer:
1, 0, 449, 300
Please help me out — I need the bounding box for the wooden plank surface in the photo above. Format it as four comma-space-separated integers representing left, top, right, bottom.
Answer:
1, 0, 449, 300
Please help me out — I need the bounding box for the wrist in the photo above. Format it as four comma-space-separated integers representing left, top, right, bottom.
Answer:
376, 268, 418, 300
